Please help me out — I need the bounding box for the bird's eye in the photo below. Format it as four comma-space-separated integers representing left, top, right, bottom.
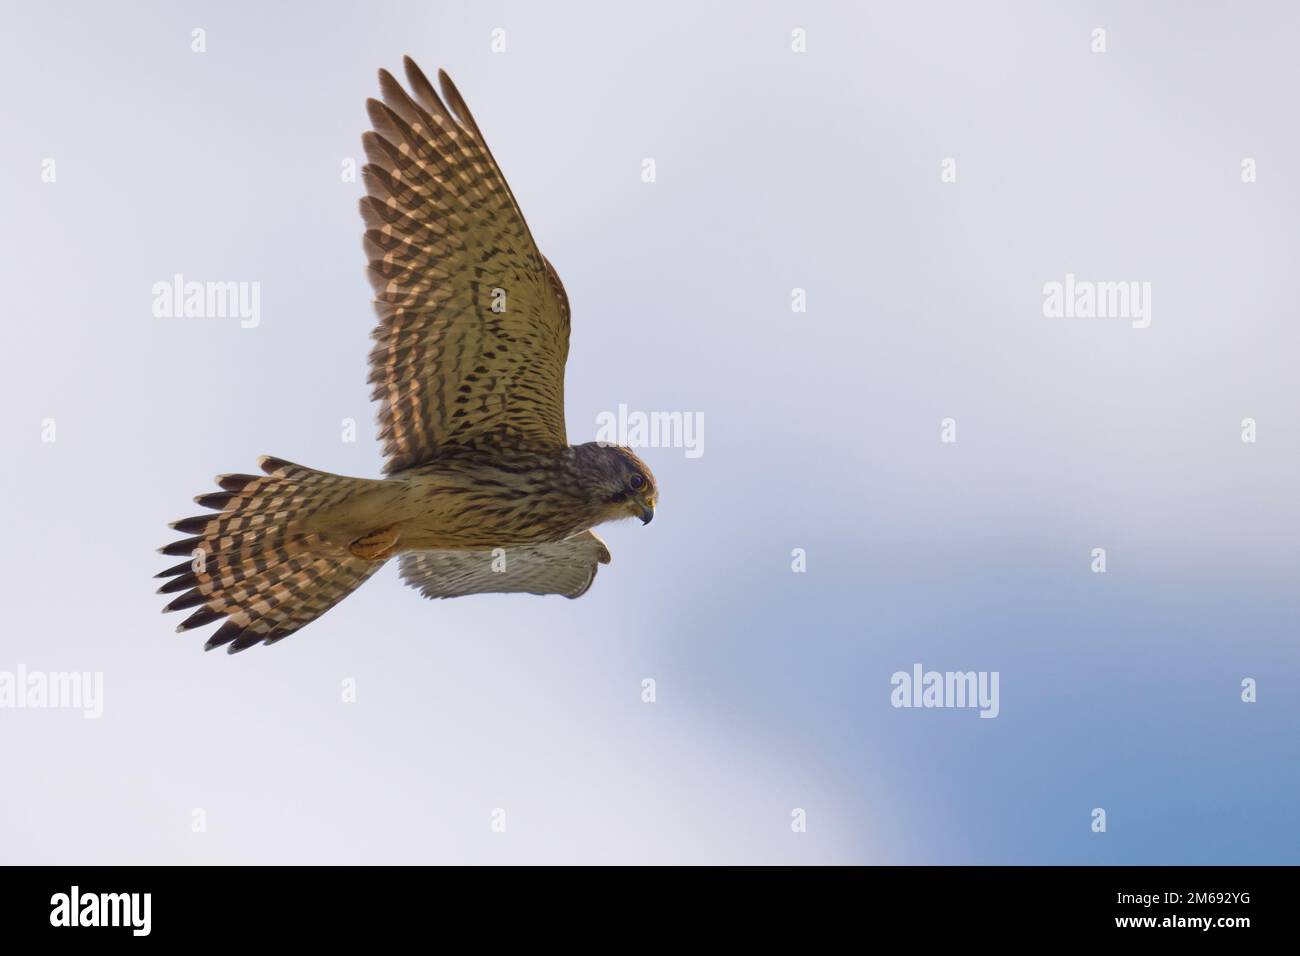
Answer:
629, 474, 645, 491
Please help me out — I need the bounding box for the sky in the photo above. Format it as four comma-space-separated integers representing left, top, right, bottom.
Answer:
0, 0, 1297, 864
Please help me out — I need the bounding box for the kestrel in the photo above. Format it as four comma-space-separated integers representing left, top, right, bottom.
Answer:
158, 57, 659, 653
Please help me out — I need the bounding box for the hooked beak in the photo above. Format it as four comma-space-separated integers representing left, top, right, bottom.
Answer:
637, 498, 655, 525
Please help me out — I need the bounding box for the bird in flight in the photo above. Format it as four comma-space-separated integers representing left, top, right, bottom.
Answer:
158, 57, 658, 653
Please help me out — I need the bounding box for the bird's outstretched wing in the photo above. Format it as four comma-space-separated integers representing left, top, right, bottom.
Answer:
362, 57, 571, 473
399, 531, 611, 599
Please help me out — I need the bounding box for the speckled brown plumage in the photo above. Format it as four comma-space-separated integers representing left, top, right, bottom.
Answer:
159, 58, 658, 653
363, 60, 570, 468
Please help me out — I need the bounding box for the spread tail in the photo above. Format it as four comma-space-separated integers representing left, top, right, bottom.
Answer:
157, 456, 387, 653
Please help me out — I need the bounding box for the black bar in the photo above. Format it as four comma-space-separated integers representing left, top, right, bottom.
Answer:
0, 865, 1281, 940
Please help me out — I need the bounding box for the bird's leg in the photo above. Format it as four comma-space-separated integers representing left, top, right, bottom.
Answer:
348, 525, 401, 561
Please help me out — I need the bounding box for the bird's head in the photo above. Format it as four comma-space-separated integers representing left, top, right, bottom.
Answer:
573, 442, 659, 526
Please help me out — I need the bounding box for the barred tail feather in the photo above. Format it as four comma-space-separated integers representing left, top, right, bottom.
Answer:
158, 456, 384, 653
